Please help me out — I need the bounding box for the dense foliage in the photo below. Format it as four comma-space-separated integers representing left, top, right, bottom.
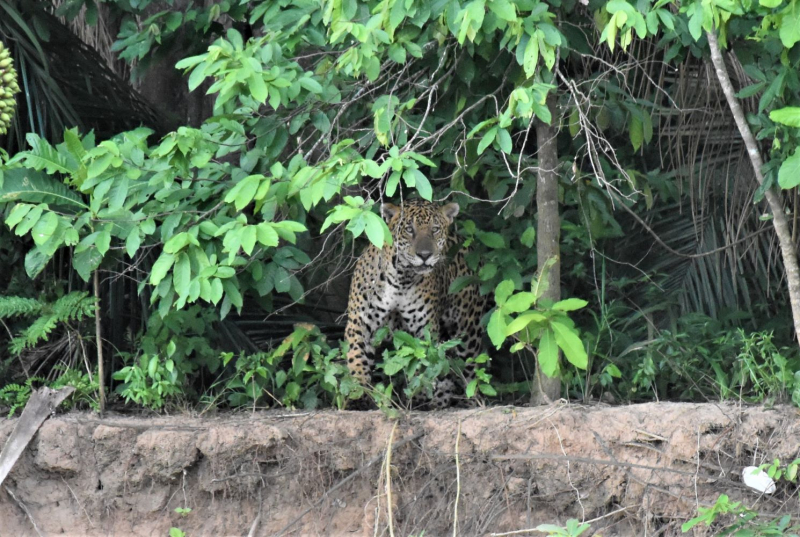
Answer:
1, 0, 800, 416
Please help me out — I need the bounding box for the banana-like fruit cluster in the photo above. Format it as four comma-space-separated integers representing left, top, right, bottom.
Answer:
0, 39, 20, 135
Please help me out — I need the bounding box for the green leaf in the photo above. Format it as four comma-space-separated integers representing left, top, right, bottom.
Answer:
496, 128, 512, 154
257, 223, 279, 247
552, 298, 588, 311
164, 232, 191, 254
779, 10, 800, 48
629, 114, 643, 151
126, 231, 141, 258
494, 279, 515, 306
478, 127, 498, 155
241, 226, 257, 255
95, 230, 111, 256
31, 212, 58, 246
364, 211, 387, 247
248, 73, 268, 103
550, 321, 588, 369
778, 148, 800, 189
0, 168, 85, 209
72, 248, 102, 282
537, 328, 559, 377
523, 33, 539, 78
759, 0, 782, 6
489, 0, 516, 21
173, 253, 191, 298
505, 311, 547, 336
225, 175, 262, 211
504, 292, 535, 313
487, 310, 507, 348
299, 77, 323, 94
5, 203, 33, 228
150, 252, 176, 286
412, 170, 432, 200
770, 107, 800, 127
477, 231, 505, 248
520, 227, 536, 247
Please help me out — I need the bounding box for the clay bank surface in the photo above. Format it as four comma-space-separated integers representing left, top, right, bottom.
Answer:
1, 402, 798, 536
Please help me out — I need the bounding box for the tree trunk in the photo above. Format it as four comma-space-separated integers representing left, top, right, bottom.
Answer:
533, 95, 562, 404
706, 30, 800, 345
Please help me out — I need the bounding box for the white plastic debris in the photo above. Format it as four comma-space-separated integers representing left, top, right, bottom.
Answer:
741, 466, 776, 494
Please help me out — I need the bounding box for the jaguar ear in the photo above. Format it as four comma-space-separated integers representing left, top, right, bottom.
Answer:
381, 203, 400, 222
441, 202, 460, 223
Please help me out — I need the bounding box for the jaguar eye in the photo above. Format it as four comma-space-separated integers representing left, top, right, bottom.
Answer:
404, 223, 414, 234
432, 225, 441, 233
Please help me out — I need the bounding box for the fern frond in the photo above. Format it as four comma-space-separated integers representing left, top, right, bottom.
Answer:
0, 296, 43, 319
52, 291, 95, 323
17, 314, 60, 349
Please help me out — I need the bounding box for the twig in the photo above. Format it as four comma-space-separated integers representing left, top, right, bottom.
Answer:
5, 486, 44, 537
274, 431, 424, 537
248, 487, 263, 537
62, 476, 94, 528
93, 270, 105, 415
385, 423, 398, 537
453, 420, 462, 537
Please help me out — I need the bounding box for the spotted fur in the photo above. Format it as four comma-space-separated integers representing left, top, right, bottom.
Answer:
344, 199, 487, 408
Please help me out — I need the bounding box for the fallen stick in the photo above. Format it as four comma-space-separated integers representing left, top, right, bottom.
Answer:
0, 386, 75, 487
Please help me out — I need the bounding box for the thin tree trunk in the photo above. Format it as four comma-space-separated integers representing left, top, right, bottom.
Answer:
93, 271, 105, 415
533, 95, 562, 404
706, 30, 800, 344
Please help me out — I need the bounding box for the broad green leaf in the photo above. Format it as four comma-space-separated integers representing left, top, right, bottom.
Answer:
503, 292, 535, 313
95, 230, 111, 256
241, 226, 257, 255
5, 203, 34, 229
248, 73, 268, 102
770, 107, 800, 127
778, 148, 800, 189
487, 310, 507, 348
126, 231, 141, 258
477, 231, 505, 248
15, 205, 44, 236
478, 127, 498, 155
494, 279, 515, 306
629, 114, 643, 151
364, 211, 387, 247
257, 223, 279, 247
552, 298, 588, 311
150, 252, 176, 286
779, 10, 800, 48
31, 213, 59, 245
225, 175, 262, 211
489, 0, 516, 21
173, 252, 191, 298
551, 320, 588, 369
520, 227, 536, 247
25, 249, 50, 279
496, 128, 512, 154
537, 328, 559, 377
412, 170, 432, 200
505, 312, 547, 336
72, 248, 102, 282
523, 33, 539, 77
164, 232, 191, 254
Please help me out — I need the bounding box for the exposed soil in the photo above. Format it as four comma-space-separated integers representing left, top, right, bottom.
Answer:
1, 402, 799, 536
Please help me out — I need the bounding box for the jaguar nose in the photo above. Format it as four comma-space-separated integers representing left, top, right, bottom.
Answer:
417, 249, 432, 262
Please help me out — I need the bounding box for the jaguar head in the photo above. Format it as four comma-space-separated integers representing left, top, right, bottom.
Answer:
381, 200, 460, 275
